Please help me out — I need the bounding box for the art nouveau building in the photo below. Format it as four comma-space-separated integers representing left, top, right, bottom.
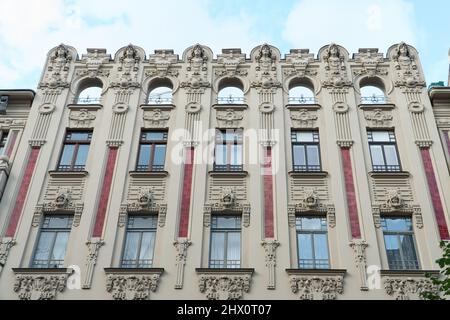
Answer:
0, 42, 449, 300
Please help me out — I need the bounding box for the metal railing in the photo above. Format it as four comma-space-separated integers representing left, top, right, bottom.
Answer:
136, 164, 165, 172
217, 96, 245, 104
74, 96, 101, 104
32, 259, 65, 268
121, 259, 153, 268
147, 96, 173, 104
298, 259, 330, 269
288, 96, 317, 104
209, 259, 241, 268
372, 164, 401, 172
213, 164, 243, 172
360, 95, 387, 104
293, 164, 321, 172
387, 259, 419, 270
57, 164, 86, 172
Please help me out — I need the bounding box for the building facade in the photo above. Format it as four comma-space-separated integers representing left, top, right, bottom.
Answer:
0, 42, 449, 300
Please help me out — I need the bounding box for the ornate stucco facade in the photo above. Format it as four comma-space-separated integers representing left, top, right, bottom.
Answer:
0, 42, 449, 300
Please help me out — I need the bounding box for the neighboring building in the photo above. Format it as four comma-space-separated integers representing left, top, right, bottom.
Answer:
0, 42, 449, 300
0, 90, 34, 201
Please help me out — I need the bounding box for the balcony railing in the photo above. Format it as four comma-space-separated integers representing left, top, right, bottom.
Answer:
32, 259, 65, 269
387, 259, 419, 271
74, 96, 101, 104
293, 164, 322, 172
57, 164, 86, 172
213, 164, 243, 172
136, 164, 165, 172
288, 96, 317, 104
147, 96, 173, 104
121, 259, 153, 268
360, 95, 387, 104
209, 259, 241, 269
298, 259, 330, 269
217, 96, 245, 104
372, 164, 401, 172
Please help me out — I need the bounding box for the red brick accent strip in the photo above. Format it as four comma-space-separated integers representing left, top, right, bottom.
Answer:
178, 147, 194, 238
263, 147, 274, 238
92, 147, 118, 237
341, 148, 361, 239
420, 148, 450, 240
6, 147, 40, 237
5, 130, 18, 158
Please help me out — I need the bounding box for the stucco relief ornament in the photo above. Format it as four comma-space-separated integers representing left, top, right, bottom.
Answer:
69, 109, 96, 128
143, 109, 170, 128
147, 50, 179, 78
40, 44, 72, 88
221, 188, 237, 208
353, 48, 387, 77
393, 42, 425, 87
216, 109, 243, 127
252, 44, 280, 89
364, 109, 393, 127
323, 44, 351, 87
290, 110, 318, 128
111, 44, 141, 88
198, 274, 252, 300
284, 49, 317, 77
215, 49, 247, 77
77, 48, 110, 78
385, 189, 404, 210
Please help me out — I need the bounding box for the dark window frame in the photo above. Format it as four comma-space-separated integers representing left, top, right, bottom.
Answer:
0, 130, 9, 155
57, 130, 92, 171
213, 128, 243, 172
367, 130, 402, 172
136, 130, 168, 172
291, 130, 322, 172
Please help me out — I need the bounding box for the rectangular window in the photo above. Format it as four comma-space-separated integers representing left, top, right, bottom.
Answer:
209, 216, 241, 268
121, 215, 158, 268
32, 215, 73, 268
291, 131, 321, 172
57, 131, 92, 171
214, 129, 243, 171
381, 217, 419, 270
136, 131, 167, 171
367, 131, 401, 172
296, 216, 329, 269
0, 131, 8, 155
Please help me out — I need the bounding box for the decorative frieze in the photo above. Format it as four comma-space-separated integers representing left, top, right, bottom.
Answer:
381, 270, 438, 300
353, 48, 388, 77
104, 268, 164, 300
289, 109, 318, 128
146, 49, 179, 78
283, 49, 317, 78
216, 109, 244, 128
364, 109, 393, 127
196, 268, 254, 300
76, 48, 111, 78
12, 268, 72, 300
69, 108, 96, 128
287, 269, 346, 300
215, 48, 248, 77
143, 107, 171, 128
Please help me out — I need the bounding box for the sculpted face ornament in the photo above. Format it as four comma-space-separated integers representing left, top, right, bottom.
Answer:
55, 192, 70, 208
222, 189, 236, 207
139, 191, 154, 209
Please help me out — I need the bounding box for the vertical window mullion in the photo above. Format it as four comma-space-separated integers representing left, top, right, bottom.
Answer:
149, 143, 155, 171
48, 230, 59, 267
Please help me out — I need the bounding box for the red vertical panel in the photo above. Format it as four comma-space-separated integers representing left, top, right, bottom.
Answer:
263, 147, 274, 238
421, 148, 450, 240
341, 148, 361, 239
178, 147, 194, 238
6, 147, 40, 237
92, 147, 118, 237
5, 130, 18, 158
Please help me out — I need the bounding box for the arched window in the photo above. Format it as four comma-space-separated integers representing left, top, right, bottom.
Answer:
360, 86, 386, 104
147, 78, 173, 104
288, 86, 316, 104
75, 78, 103, 104
217, 78, 245, 104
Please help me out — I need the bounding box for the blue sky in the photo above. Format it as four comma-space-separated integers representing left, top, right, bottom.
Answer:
0, 0, 448, 89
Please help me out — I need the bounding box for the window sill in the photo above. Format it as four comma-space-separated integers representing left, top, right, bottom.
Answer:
67, 103, 103, 110
288, 171, 328, 178
358, 103, 396, 110
48, 170, 89, 178
104, 267, 165, 275
212, 103, 248, 110
286, 268, 346, 277
368, 171, 410, 178
140, 104, 176, 110
208, 171, 248, 178
195, 268, 254, 275
286, 103, 321, 110
379, 269, 439, 277
129, 171, 169, 178
12, 267, 73, 275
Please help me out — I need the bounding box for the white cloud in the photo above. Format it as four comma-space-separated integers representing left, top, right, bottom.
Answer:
0, 0, 259, 88
282, 0, 418, 55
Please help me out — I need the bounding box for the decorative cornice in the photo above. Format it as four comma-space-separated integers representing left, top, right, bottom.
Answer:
288, 171, 328, 178
48, 170, 89, 178
286, 104, 321, 110
212, 104, 248, 110
368, 171, 410, 179
208, 171, 248, 178
129, 171, 169, 178
358, 103, 396, 110
67, 104, 103, 110
140, 104, 176, 110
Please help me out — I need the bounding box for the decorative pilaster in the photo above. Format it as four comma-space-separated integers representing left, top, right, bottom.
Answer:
261, 239, 280, 289
173, 238, 191, 289
349, 240, 369, 291
82, 238, 105, 289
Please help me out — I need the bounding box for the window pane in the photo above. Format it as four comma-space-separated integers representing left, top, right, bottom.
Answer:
122, 232, 140, 262
152, 144, 166, 166
297, 217, 325, 231
371, 131, 391, 142
370, 145, 385, 166
215, 145, 227, 165
139, 232, 156, 265
298, 233, 313, 260
75, 144, 89, 167
128, 216, 158, 229
59, 145, 75, 166
226, 232, 241, 266
213, 216, 241, 229
296, 132, 315, 142
210, 232, 225, 262
384, 145, 399, 166
230, 144, 242, 165
400, 234, 419, 269
137, 145, 151, 168
45, 216, 73, 229
293, 145, 306, 166
51, 232, 70, 262
33, 232, 55, 262
306, 145, 320, 166
384, 234, 402, 269
68, 132, 91, 141
144, 132, 166, 141
382, 217, 412, 232
314, 234, 329, 260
